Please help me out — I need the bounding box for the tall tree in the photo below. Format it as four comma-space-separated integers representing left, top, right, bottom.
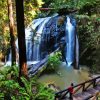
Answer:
7, 0, 16, 65
15, 0, 28, 77
0, 1, 9, 62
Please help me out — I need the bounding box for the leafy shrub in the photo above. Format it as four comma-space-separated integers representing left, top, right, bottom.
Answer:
76, 15, 100, 67
45, 52, 61, 72
35, 84, 54, 100
90, 45, 100, 73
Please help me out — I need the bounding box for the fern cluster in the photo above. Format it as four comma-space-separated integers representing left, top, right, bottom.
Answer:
0, 65, 54, 100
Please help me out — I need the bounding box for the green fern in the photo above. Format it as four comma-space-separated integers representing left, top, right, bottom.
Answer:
35, 84, 54, 100
0, 65, 54, 100
21, 76, 35, 99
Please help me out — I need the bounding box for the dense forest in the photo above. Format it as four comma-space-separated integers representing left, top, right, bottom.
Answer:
0, 0, 100, 99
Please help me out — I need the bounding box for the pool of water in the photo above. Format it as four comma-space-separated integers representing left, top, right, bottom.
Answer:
38, 62, 90, 90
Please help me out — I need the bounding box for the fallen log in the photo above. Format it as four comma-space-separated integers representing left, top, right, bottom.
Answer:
28, 48, 60, 77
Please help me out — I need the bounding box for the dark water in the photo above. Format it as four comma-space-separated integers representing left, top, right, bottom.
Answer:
38, 63, 90, 89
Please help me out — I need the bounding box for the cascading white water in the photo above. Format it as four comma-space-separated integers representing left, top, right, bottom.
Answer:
6, 14, 79, 68
65, 16, 75, 66
32, 17, 51, 61
6, 39, 19, 65
31, 18, 45, 30
25, 28, 33, 61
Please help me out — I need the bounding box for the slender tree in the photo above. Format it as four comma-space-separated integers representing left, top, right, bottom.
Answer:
7, 0, 16, 65
15, 0, 28, 77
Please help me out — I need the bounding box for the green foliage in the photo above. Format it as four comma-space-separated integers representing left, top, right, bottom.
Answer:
24, 0, 44, 26
0, 0, 10, 61
0, 65, 18, 80
0, 65, 54, 100
35, 84, 54, 100
43, 0, 77, 9
76, 6, 100, 72
90, 45, 100, 73
0, 0, 44, 61
41, 0, 100, 17
45, 52, 61, 72
42, 0, 78, 14
78, 0, 100, 14
76, 0, 100, 73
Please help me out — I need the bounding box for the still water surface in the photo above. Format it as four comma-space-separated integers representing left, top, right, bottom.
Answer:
38, 62, 90, 89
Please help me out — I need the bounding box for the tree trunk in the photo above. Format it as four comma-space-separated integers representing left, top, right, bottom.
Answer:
15, 0, 28, 77
7, 0, 16, 65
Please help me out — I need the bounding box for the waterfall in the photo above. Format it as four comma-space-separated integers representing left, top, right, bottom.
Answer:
6, 14, 79, 68
32, 17, 51, 61
25, 28, 33, 61
65, 16, 75, 66
7, 39, 18, 63
31, 18, 45, 30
